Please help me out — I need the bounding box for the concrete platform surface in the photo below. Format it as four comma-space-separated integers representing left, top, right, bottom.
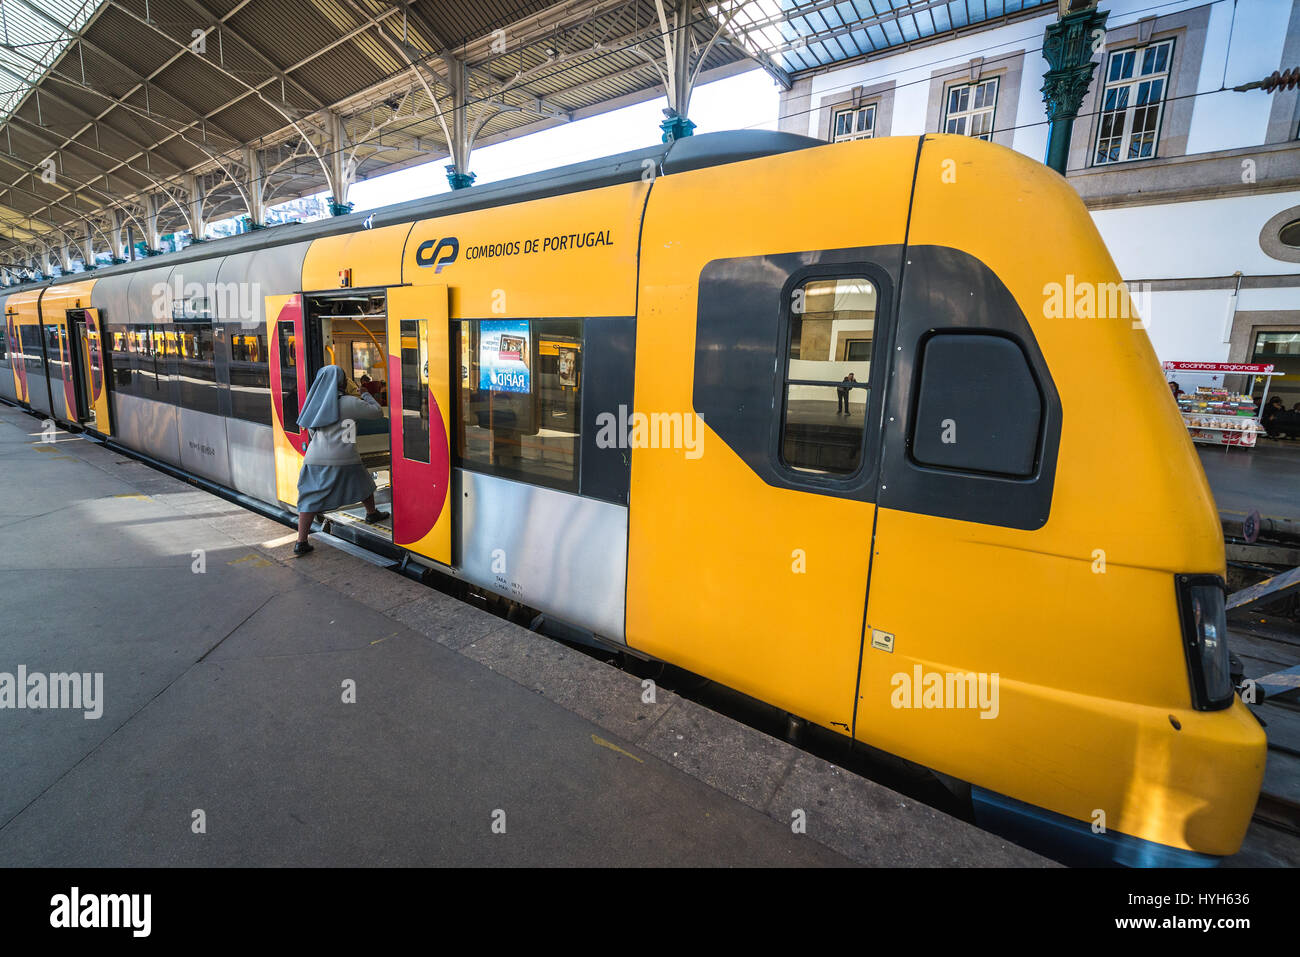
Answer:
0, 404, 1047, 867
1198, 441, 1300, 526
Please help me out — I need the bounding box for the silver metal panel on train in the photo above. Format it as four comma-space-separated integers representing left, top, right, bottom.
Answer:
458, 470, 627, 643
114, 392, 180, 466
89, 270, 134, 327
25, 372, 52, 415
178, 407, 232, 487
166, 258, 223, 320
215, 241, 310, 325
125, 264, 179, 322
225, 417, 277, 505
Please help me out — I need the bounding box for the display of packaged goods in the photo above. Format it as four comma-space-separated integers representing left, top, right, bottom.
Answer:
1180, 413, 1263, 431
1172, 385, 1264, 447
1177, 393, 1257, 417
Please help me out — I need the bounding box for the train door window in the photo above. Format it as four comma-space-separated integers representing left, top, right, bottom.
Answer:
44, 324, 63, 385
24, 325, 42, 376
780, 277, 876, 476
457, 318, 582, 493
278, 319, 299, 431
0, 322, 6, 362
398, 318, 430, 464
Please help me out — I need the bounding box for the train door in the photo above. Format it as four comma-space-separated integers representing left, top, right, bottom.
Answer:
4, 307, 24, 401
63, 313, 90, 422
65, 308, 113, 435
385, 284, 452, 565
301, 289, 394, 536
268, 294, 308, 506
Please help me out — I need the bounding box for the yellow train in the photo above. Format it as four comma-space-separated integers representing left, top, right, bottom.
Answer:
0, 131, 1264, 865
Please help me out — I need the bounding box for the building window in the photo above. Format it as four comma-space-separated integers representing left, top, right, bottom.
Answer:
842, 338, 872, 362
1094, 39, 1173, 165
780, 277, 876, 476
943, 77, 998, 139
833, 104, 876, 142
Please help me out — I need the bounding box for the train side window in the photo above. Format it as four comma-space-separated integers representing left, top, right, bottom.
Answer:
779, 277, 876, 476
278, 319, 299, 431
0, 323, 7, 362
457, 318, 582, 493
227, 325, 271, 426
910, 333, 1042, 477
108, 326, 133, 393
133, 325, 161, 393
177, 323, 219, 415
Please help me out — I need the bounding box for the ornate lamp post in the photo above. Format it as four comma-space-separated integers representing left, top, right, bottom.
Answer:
1041, 0, 1109, 174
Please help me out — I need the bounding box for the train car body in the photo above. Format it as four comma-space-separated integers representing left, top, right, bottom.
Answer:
0, 131, 1264, 864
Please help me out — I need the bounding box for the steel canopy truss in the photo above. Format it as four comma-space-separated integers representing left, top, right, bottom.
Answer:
725, 0, 1055, 74
0, 0, 1054, 277
0, 0, 790, 274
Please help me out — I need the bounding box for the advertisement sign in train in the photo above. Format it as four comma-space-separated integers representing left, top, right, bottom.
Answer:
479, 320, 530, 393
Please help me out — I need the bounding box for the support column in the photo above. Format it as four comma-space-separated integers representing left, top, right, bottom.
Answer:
109, 210, 128, 263
658, 0, 697, 142
1041, 2, 1109, 175
60, 241, 75, 273
144, 194, 163, 255
326, 111, 355, 214
243, 147, 266, 229
39, 247, 52, 277
444, 54, 476, 190
82, 228, 97, 270
184, 173, 206, 243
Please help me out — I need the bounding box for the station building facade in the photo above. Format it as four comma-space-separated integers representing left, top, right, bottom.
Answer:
777, 0, 1300, 405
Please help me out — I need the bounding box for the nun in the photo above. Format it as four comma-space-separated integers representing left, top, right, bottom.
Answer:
294, 364, 389, 555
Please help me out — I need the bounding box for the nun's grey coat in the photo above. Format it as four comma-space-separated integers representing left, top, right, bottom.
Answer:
296, 366, 384, 512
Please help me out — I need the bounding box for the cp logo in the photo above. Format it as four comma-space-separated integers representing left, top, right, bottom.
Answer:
416, 237, 459, 273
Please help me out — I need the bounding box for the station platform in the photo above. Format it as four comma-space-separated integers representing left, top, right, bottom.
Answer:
0, 403, 1049, 867
1198, 440, 1300, 531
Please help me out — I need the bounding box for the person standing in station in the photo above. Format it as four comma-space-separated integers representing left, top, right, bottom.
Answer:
293, 365, 389, 555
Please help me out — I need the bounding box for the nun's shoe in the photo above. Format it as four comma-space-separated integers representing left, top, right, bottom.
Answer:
293, 541, 314, 556
365, 510, 390, 524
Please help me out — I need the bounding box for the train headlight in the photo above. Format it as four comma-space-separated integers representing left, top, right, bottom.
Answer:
1176, 575, 1234, 711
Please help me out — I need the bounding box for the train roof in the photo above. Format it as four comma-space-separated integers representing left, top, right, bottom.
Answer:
2, 130, 825, 296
